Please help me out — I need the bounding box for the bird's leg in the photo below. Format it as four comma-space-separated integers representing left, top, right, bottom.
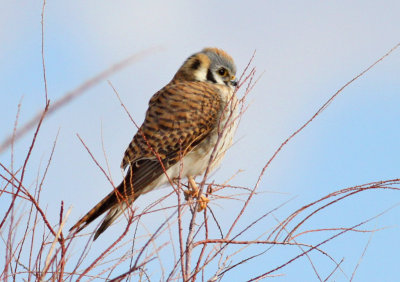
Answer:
184, 176, 210, 212
183, 176, 198, 200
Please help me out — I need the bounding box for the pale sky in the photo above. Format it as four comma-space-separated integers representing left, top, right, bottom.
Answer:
1, 1, 400, 281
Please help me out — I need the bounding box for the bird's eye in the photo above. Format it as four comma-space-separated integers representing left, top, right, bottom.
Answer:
218, 68, 227, 76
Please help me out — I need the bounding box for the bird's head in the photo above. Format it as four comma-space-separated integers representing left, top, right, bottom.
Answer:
173, 47, 237, 89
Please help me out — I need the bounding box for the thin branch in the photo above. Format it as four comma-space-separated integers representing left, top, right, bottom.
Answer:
41, 0, 48, 103
226, 42, 400, 243
350, 227, 376, 281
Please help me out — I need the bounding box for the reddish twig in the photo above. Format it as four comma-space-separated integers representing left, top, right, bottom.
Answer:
76, 217, 135, 281
0, 101, 49, 232
247, 203, 400, 281
41, 0, 48, 103
226, 42, 400, 244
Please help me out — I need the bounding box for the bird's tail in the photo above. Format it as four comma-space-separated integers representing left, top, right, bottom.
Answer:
70, 185, 135, 240
93, 201, 129, 240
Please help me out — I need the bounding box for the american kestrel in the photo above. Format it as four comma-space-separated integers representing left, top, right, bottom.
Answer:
71, 48, 239, 240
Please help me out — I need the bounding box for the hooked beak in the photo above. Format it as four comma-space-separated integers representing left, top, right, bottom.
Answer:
230, 75, 238, 87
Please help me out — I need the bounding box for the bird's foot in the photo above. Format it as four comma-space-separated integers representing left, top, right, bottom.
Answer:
184, 176, 210, 212
184, 189, 209, 212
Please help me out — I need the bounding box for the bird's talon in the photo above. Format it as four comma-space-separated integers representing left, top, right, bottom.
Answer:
183, 182, 209, 212
197, 195, 210, 212
184, 189, 198, 200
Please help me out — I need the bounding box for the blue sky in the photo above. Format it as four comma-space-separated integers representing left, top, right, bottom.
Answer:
1, 1, 400, 281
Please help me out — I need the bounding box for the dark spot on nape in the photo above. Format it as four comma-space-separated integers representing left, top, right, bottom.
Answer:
190, 59, 201, 70
207, 69, 217, 83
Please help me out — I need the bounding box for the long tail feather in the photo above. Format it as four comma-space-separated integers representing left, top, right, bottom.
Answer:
70, 165, 153, 239
70, 177, 138, 239
93, 203, 128, 240
69, 189, 118, 234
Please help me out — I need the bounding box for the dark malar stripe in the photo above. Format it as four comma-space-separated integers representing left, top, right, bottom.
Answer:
207, 69, 217, 83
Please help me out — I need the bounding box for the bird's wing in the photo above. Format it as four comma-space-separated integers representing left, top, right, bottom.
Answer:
120, 81, 222, 196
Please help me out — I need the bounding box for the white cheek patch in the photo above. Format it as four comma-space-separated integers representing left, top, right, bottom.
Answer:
195, 67, 208, 81
213, 74, 225, 84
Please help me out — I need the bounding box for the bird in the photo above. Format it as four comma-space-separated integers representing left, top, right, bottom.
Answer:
70, 47, 239, 240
